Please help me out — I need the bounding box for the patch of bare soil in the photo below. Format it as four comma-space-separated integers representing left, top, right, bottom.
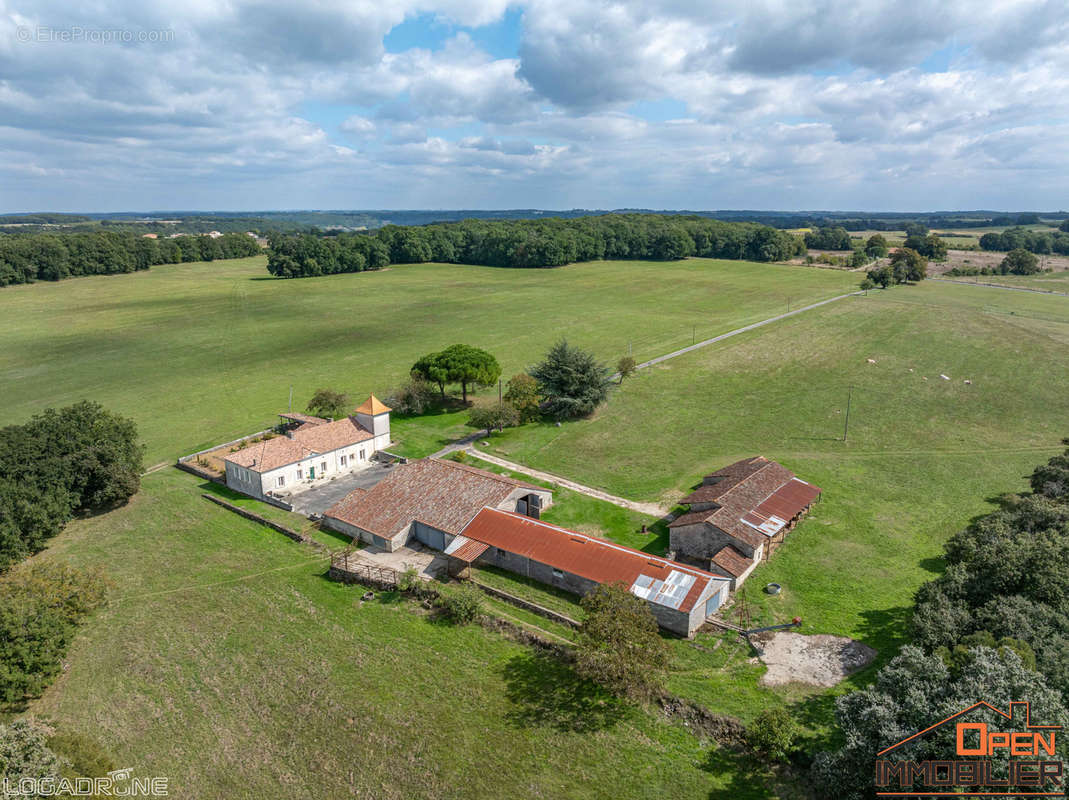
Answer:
931, 249, 1069, 276
752, 631, 876, 687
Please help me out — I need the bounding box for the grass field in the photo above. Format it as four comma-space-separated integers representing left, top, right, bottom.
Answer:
0, 255, 856, 464
5, 254, 1068, 798
468, 281, 1069, 656
31, 469, 788, 800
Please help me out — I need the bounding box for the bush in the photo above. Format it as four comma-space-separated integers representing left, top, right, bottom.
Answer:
384, 375, 437, 415
441, 583, 483, 624
306, 388, 349, 420
0, 562, 109, 707
396, 567, 421, 593
616, 356, 637, 382
746, 708, 799, 761
468, 402, 520, 435
859, 277, 876, 291
503, 373, 541, 421
450, 450, 470, 464
0, 719, 60, 787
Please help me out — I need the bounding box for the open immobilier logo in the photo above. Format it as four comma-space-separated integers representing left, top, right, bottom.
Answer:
874, 701, 1063, 797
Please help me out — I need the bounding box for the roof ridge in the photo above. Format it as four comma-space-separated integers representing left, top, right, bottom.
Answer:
478, 508, 722, 581
428, 456, 535, 488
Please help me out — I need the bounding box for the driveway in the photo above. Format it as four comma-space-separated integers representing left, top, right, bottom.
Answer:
288, 461, 396, 517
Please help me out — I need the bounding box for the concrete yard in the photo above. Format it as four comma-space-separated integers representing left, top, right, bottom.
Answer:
287, 461, 396, 517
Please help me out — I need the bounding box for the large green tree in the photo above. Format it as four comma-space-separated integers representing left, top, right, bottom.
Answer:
813, 646, 1067, 800
574, 583, 670, 700
530, 340, 612, 420
1000, 248, 1040, 275
437, 344, 501, 403
503, 373, 541, 421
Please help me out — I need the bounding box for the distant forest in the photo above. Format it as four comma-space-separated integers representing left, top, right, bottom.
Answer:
264, 214, 806, 277
5, 208, 1065, 236
0, 231, 262, 287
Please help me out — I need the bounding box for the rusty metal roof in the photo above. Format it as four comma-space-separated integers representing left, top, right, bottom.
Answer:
710, 545, 753, 578
740, 478, 822, 537
444, 535, 490, 563
460, 508, 728, 613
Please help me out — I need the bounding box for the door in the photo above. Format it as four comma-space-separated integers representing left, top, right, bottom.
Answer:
309, 466, 315, 479
705, 588, 723, 617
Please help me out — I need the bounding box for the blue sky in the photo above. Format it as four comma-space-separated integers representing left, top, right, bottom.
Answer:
1, 1, 1067, 212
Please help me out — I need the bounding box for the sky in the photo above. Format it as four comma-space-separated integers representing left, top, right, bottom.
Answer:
0, 0, 1067, 213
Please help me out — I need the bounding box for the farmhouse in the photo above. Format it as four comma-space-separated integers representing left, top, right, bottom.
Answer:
669, 456, 821, 588
450, 507, 731, 637
223, 395, 392, 501
322, 457, 553, 551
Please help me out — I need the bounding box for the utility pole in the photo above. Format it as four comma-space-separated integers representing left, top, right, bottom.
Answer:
843, 385, 853, 443
692, 325, 696, 345
787, 296, 791, 313
288, 386, 293, 412
498, 378, 502, 402
628, 340, 632, 356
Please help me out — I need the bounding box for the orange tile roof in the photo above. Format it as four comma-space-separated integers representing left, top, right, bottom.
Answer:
324, 457, 541, 539
710, 545, 753, 578
354, 394, 391, 415
224, 417, 374, 472
461, 508, 727, 613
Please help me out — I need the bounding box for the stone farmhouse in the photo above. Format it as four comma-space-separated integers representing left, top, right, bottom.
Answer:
223, 395, 392, 501
449, 507, 731, 637
323, 457, 553, 552
669, 456, 821, 588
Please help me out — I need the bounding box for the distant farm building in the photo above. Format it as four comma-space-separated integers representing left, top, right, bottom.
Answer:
669, 456, 821, 587
450, 508, 731, 637
322, 457, 553, 552
223, 395, 392, 501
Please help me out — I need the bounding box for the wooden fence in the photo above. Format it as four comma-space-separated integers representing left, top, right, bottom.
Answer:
328, 551, 401, 590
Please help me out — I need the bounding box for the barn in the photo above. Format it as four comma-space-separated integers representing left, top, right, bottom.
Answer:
449, 507, 731, 637
669, 456, 821, 587
322, 457, 553, 551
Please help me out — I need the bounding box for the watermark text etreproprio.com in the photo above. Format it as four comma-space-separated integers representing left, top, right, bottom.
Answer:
16, 26, 175, 44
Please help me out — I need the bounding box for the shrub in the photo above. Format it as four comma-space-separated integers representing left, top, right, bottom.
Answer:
48, 730, 116, 781
616, 356, 637, 382
0, 562, 109, 707
0, 719, 60, 787
396, 567, 421, 593
468, 402, 520, 435
441, 583, 483, 624
503, 373, 540, 421
746, 708, 799, 761
306, 388, 349, 420
384, 374, 437, 415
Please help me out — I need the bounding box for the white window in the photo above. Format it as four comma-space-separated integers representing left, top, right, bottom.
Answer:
552, 568, 564, 579
296, 469, 303, 479
340, 455, 348, 467
276, 475, 285, 488
320, 461, 327, 473
359, 448, 366, 460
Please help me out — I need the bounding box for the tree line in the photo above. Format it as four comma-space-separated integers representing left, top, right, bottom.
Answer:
0, 230, 263, 287
265, 214, 805, 277
979, 226, 1069, 255
0, 399, 140, 754
814, 444, 1069, 798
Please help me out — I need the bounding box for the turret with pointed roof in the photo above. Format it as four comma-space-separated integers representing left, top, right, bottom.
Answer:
353, 394, 391, 444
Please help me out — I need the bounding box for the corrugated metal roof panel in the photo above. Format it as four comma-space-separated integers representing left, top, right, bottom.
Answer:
461, 508, 728, 613
740, 478, 822, 537
445, 535, 489, 563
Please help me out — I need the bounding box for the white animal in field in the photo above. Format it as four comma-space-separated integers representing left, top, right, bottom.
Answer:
867, 358, 877, 364
964, 379, 972, 385
940, 374, 950, 380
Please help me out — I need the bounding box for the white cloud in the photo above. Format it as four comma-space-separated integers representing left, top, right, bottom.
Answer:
0, 0, 1067, 210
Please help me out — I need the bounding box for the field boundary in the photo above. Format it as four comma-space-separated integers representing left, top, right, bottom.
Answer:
201, 493, 323, 549
617, 290, 861, 377
470, 579, 581, 629
931, 277, 1068, 296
